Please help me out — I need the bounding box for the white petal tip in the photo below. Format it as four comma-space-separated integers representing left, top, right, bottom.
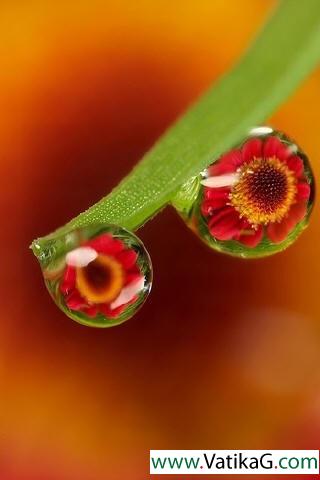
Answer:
201, 173, 239, 188
66, 247, 98, 267
110, 276, 145, 310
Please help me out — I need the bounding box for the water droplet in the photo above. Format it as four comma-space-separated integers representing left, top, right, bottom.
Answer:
172, 127, 315, 258
41, 224, 152, 327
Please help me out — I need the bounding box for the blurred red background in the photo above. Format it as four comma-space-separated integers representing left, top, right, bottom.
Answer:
0, 1, 319, 479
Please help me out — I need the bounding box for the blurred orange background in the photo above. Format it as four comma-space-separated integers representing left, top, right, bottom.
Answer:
0, 1, 320, 479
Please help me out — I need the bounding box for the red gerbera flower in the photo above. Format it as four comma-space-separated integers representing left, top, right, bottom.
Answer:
201, 136, 311, 247
59, 233, 145, 318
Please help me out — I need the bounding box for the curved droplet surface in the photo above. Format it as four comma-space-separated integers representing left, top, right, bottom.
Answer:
41, 225, 152, 327
172, 127, 315, 258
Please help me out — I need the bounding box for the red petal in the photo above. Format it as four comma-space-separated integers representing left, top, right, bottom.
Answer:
267, 202, 307, 243
276, 144, 292, 161
263, 136, 280, 157
66, 291, 88, 310
238, 225, 263, 248
83, 305, 99, 318
115, 249, 138, 270
201, 200, 215, 216
60, 265, 76, 294
100, 303, 126, 318
85, 233, 112, 251
100, 294, 139, 318
286, 155, 304, 178
287, 201, 307, 225
296, 182, 310, 201
85, 234, 124, 255
208, 207, 242, 241
201, 188, 230, 215
266, 223, 287, 244
127, 264, 140, 275
208, 149, 243, 175
241, 138, 262, 162
204, 186, 230, 200
263, 136, 291, 161
125, 272, 142, 286
124, 265, 141, 286
127, 295, 138, 307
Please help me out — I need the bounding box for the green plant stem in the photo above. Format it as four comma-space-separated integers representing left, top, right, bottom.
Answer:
32, 0, 320, 261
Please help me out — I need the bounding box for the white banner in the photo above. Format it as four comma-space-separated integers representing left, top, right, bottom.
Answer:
150, 450, 319, 475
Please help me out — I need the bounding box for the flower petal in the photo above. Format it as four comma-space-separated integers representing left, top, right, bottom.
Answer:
287, 201, 307, 225
296, 182, 311, 201
208, 207, 242, 241
101, 292, 139, 318
286, 155, 304, 178
276, 143, 292, 161
85, 234, 124, 255
66, 247, 97, 267
201, 173, 239, 188
201, 188, 230, 217
100, 304, 126, 318
208, 149, 243, 175
201, 200, 214, 216
60, 265, 76, 294
238, 225, 263, 248
110, 276, 144, 310
267, 202, 307, 243
241, 138, 262, 162
66, 290, 88, 310
124, 265, 142, 286
266, 222, 288, 244
201, 188, 230, 215
263, 136, 290, 160
204, 187, 231, 200
115, 249, 138, 270
263, 136, 280, 157
83, 305, 99, 318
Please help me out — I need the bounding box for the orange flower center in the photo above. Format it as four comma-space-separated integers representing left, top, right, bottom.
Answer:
230, 156, 297, 225
76, 254, 124, 304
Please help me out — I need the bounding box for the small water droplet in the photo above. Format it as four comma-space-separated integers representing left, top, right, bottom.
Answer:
41, 224, 152, 327
172, 127, 315, 258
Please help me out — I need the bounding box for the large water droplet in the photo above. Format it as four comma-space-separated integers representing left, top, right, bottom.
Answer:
172, 127, 315, 258
39, 224, 152, 327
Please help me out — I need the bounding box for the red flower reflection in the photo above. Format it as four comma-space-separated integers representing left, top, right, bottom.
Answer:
201, 136, 311, 247
60, 234, 144, 318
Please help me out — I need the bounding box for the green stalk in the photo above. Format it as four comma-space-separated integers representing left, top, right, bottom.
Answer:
32, 0, 320, 261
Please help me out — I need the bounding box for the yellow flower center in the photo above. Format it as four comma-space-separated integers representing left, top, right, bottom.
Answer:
76, 254, 124, 304
230, 156, 297, 225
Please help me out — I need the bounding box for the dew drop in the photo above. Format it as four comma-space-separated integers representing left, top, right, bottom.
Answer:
40, 224, 152, 327
172, 127, 315, 258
